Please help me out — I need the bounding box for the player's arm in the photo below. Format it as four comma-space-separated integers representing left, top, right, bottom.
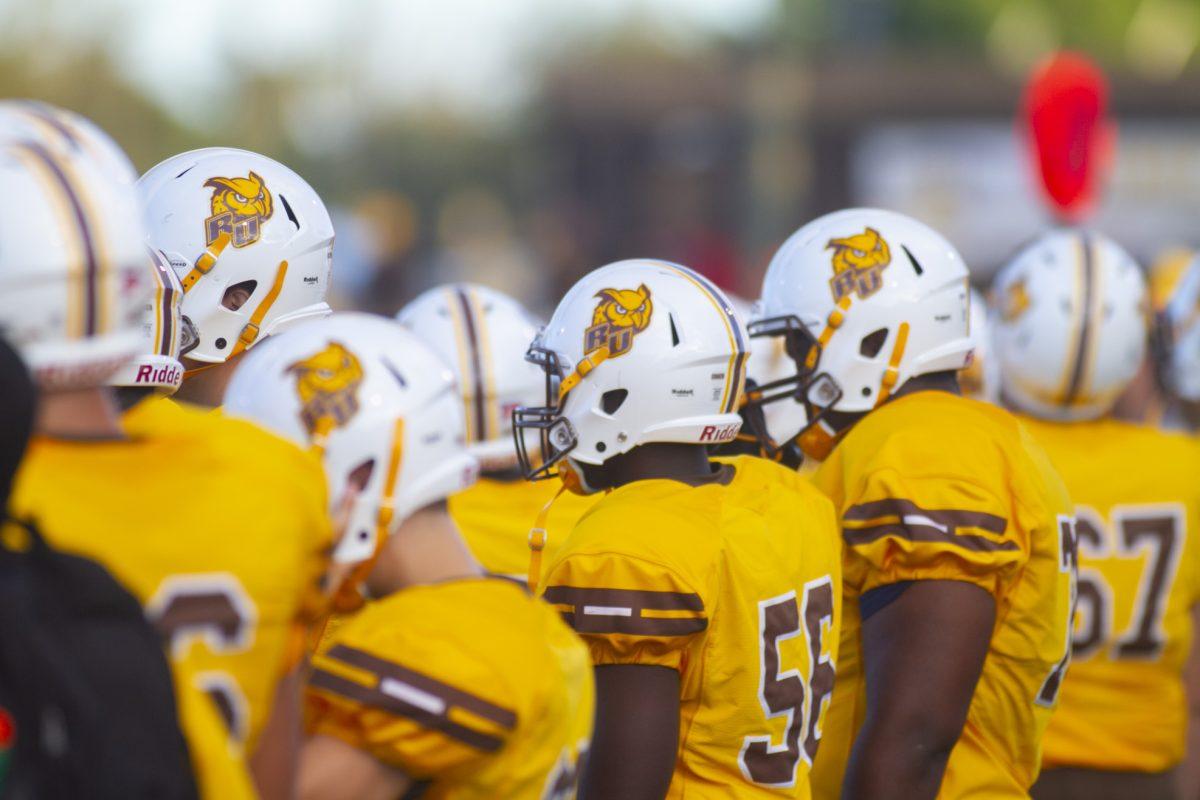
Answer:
298, 735, 410, 800
840, 580, 993, 800
580, 664, 680, 800
250, 665, 303, 800
1178, 603, 1200, 800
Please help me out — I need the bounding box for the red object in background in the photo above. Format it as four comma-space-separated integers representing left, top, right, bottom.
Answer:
1021, 51, 1115, 223
0, 706, 13, 747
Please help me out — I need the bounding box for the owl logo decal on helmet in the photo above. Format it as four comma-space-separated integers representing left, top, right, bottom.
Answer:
287, 341, 365, 436
828, 227, 892, 302
584, 284, 653, 358
1001, 278, 1032, 322
204, 171, 273, 248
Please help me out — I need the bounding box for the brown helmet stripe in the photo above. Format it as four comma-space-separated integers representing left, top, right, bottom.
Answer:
150, 249, 175, 356
1063, 232, 1096, 407
454, 286, 489, 441
323, 644, 517, 729
542, 585, 707, 637
309, 668, 507, 752
22, 142, 100, 336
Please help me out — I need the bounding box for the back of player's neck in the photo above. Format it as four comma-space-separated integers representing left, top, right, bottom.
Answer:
604, 443, 723, 489
176, 359, 235, 409
36, 387, 125, 440
894, 372, 961, 401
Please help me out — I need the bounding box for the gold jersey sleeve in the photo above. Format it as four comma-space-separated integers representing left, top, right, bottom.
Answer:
541, 455, 842, 798
809, 392, 1075, 799
305, 577, 593, 799
448, 477, 598, 579
1022, 416, 1200, 773
10, 397, 333, 794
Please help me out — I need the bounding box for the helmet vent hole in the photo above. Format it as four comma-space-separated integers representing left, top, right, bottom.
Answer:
174, 165, 195, 179
280, 194, 300, 230
348, 459, 376, 492
381, 357, 407, 388
215, 338, 227, 349
901, 245, 924, 276
862, 387, 872, 397
859, 328, 889, 358
601, 389, 628, 415
669, 313, 681, 347
596, 442, 607, 453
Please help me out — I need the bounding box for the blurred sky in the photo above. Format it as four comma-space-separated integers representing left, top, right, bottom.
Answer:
0, 0, 772, 126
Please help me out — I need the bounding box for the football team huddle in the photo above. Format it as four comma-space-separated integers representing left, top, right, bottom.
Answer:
1, 98, 1200, 800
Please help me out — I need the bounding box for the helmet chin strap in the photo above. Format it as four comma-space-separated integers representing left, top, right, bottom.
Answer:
873, 321, 911, 408
794, 310, 910, 461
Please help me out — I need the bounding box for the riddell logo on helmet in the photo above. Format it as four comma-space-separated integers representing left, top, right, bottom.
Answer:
828, 227, 892, 302
584, 285, 653, 358
204, 172, 274, 248
135, 363, 182, 386
699, 423, 739, 443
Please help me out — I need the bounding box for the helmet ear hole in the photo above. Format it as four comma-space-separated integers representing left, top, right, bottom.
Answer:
601, 389, 628, 415
223, 280, 258, 312
347, 458, 376, 492
859, 328, 889, 358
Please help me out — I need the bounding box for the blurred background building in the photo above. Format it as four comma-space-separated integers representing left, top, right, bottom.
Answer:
6, 0, 1200, 314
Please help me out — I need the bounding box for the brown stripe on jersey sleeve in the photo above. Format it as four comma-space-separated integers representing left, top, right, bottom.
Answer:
309, 668, 507, 752
843, 498, 1015, 552
844, 498, 1006, 533
542, 585, 707, 636
323, 645, 517, 730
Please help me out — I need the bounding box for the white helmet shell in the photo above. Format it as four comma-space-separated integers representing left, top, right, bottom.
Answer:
755, 208, 971, 452
961, 288, 1000, 404
0, 101, 136, 185
514, 259, 746, 485
993, 229, 1146, 421
224, 313, 478, 565
397, 283, 543, 467
107, 248, 193, 393
0, 120, 150, 388
1163, 255, 1200, 402
138, 147, 334, 365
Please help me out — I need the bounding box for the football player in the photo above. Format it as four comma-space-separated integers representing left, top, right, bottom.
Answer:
992, 230, 1200, 800
747, 209, 1075, 799
0, 112, 332, 799
397, 282, 596, 579
138, 147, 335, 409
223, 313, 594, 799
514, 260, 842, 797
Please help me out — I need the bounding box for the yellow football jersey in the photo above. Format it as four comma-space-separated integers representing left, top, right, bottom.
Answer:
10, 396, 332, 793
306, 576, 593, 798
540, 454, 842, 798
448, 476, 598, 579
1020, 415, 1200, 773
809, 391, 1075, 799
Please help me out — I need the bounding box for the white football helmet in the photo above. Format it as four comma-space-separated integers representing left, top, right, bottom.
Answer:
993, 229, 1146, 421
224, 313, 477, 574
138, 148, 334, 367
960, 288, 1000, 404
0, 101, 136, 185
726, 294, 809, 464
0, 119, 150, 388
397, 283, 543, 467
1158, 252, 1200, 402
106, 248, 196, 394
752, 208, 971, 460
513, 259, 747, 493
